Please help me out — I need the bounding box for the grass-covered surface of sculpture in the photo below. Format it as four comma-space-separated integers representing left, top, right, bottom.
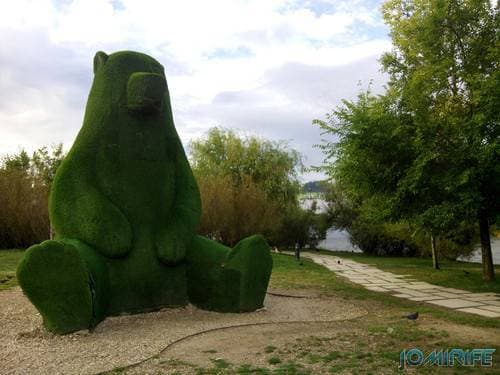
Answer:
16, 51, 273, 334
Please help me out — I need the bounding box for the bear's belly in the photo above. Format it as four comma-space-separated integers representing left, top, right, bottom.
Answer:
105, 227, 188, 315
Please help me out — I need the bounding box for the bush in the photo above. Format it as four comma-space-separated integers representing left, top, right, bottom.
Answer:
0, 146, 63, 249
271, 204, 329, 249
0, 168, 50, 248
348, 221, 418, 257
196, 174, 281, 246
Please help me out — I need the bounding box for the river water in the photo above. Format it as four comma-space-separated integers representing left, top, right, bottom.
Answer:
301, 198, 500, 264
319, 229, 500, 265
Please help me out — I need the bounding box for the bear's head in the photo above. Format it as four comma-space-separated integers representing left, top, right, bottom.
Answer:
78, 50, 181, 165
92, 50, 168, 116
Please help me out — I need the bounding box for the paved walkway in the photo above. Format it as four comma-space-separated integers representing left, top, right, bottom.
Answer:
303, 253, 500, 318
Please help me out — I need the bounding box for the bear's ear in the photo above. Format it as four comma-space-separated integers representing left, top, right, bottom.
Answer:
93, 51, 109, 74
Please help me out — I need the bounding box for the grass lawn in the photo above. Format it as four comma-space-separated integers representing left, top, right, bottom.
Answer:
0, 249, 24, 291
270, 253, 500, 329
313, 249, 500, 294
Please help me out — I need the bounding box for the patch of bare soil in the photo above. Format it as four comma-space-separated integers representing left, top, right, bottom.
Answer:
419, 318, 500, 344
0, 287, 367, 375
125, 309, 500, 374
126, 321, 364, 374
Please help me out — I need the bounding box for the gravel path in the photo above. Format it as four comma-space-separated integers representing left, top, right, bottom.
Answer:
0, 287, 367, 375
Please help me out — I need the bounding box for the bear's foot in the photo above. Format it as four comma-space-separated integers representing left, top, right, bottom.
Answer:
225, 235, 273, 312
186, 235, 273, 312
17, 240, 94, 334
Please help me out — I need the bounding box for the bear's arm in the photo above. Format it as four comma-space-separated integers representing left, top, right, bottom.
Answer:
156, 141, 201, 265
50, 162, 133, 258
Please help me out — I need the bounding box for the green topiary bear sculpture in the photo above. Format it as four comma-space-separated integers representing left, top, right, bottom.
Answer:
16, 51, 273, 334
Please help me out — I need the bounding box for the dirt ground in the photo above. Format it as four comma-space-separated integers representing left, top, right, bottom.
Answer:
1, 287, 499, 374
0, 287, 367, 375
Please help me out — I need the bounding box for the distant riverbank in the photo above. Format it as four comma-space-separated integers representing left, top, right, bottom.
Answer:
319, 229, 500, 265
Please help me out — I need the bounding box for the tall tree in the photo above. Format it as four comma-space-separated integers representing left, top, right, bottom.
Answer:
190, 127, 303, 246
190, 127, 303, 208
315, 90, 445, 262
315, 0, 498, 277
381, 0, 499, 280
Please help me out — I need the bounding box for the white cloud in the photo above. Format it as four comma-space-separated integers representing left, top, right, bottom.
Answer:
0, 0, 390, 180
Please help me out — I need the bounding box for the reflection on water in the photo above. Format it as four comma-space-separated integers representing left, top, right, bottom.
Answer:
319, 229, 500, 265
318, 229, 361, 253
457, 239, 500, 265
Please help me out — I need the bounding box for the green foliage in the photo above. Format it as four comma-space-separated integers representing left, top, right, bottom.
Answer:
315, 1, 498, 275
302, 180, 328, 194
190, 127, 302, 209
380, 0, 499, 278
348, 221, 418, 257
191, 127, 312, 248
17, 51, 273, 334
273, 203, 329, 249
0, 145, 64, 248
197, 174, 281, 246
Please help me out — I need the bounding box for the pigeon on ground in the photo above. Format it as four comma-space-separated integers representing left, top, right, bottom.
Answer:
337, 260, 341, 264
403, 312, 419, 321
463, 270, 470, 275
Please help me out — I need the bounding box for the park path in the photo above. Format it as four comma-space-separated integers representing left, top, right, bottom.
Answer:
303, 252, 500, 318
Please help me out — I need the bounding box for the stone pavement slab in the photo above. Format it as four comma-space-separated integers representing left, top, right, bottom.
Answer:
480, 305, 500, 313
381, 284, 411, 290
462, 295, 500, 302
393, 293, 414, 298
442, 288, 473, 294
365, 286, 387, 292
404, 283, 440, 290
302, 252, 499, 319
456, 308, 500, 318
426, 298, 485, 309
432, 292, 464, 299
408, 296, 448, 302
390, 289, 431, 297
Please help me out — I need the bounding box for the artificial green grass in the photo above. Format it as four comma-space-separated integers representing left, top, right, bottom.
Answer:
17, 240, 94, 333
187, 235, 273, 312
314, 249, 500, 294
16, 50, 273, 334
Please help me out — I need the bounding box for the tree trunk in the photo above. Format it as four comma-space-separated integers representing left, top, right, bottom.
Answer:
431, 234, 439, 270
479, 214, 495, 281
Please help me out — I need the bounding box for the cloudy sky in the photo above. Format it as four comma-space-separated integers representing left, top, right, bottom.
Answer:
0, 0, 391, 181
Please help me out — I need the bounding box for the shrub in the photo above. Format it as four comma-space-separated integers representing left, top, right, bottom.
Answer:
0, 146, 63, 248
196, 174, 281, 246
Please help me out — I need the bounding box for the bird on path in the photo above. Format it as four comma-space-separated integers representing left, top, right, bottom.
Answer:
403, 312, 419, 321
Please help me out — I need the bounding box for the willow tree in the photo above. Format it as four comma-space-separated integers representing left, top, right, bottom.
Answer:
190, 127, 303, 245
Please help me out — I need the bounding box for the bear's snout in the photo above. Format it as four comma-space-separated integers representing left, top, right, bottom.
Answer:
127, 72, 166, 115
